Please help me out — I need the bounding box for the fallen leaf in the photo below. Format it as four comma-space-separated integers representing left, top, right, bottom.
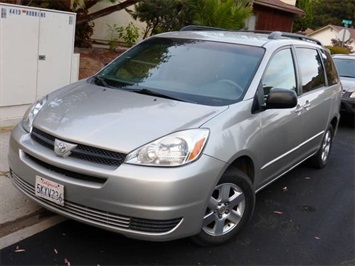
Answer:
64, 258, 71, 266
15, 246, 25, 253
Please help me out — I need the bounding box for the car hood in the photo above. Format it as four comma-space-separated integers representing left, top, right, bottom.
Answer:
34, 82, 227, 153
340, 77, 355, 92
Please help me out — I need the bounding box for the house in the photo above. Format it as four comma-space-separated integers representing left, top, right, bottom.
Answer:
306, 25, 355, 54
89, 0, 305, 43
249, 0, 305, 32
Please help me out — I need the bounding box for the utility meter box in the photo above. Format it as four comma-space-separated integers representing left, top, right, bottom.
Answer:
0, 3, 79, 126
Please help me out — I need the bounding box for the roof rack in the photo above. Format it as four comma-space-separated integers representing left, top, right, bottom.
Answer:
180, 25, 225, 31
179, 25, 323, 46
268, 31, 323, 46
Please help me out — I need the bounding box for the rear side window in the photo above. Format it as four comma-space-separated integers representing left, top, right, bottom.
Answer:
295, 48, 325, 93
321, 50, 339, 85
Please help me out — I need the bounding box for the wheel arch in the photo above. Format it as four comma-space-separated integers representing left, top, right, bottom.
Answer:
330, 116, 339, 135
228, 156, 255, 184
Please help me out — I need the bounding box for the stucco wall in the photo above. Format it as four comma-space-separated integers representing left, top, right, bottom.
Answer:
280, 0, 296, 6
309, 27, 355, 53
310, 27, 341, 46
89, 2, 146, 43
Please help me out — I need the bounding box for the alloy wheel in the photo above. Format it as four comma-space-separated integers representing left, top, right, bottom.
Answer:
202, 183, 245, 236
321, 129, 332, 162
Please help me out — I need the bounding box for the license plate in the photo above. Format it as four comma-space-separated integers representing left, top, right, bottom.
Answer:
35, 176, 64, 206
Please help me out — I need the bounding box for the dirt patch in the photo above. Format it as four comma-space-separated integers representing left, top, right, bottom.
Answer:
0, 126, 14, 133
76, 47, 126, 80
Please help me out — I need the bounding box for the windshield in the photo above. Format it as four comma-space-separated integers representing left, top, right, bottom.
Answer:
97, 37, 264, 106
333, 58, 355, 78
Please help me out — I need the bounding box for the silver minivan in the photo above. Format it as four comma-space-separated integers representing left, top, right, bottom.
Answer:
8, 27, 341, 246
332, 54, 355, 114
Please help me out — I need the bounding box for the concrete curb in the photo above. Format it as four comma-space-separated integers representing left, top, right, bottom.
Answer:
0, 215, 66, 250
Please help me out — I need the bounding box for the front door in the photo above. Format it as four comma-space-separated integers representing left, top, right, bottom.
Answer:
258, 47, 303, 187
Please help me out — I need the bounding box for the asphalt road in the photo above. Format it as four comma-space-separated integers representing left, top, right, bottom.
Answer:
1, 116, 354, 266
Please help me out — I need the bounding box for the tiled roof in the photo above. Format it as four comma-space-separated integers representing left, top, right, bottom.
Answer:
254, 0, 305, 15
308, 25, 355, 40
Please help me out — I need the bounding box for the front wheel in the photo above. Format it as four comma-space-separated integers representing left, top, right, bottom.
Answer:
191, 169, 255, 246
307, 124, 334, 169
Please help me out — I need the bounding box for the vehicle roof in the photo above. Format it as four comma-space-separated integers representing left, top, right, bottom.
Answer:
154, 30, 322, 49
155, 31, 270, 47
332, 54, 355, 60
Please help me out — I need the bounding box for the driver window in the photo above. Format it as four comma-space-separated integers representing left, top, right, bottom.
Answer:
263, 48, 297, 96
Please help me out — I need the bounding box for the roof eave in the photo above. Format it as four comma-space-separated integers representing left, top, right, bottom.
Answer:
254, 1, 305, 16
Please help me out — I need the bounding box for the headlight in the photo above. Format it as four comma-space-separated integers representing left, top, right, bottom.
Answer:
125, 129, 209, 166
22, 96, 47, 132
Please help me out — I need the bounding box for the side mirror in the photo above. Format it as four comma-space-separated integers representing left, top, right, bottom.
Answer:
265, 88, 297, 109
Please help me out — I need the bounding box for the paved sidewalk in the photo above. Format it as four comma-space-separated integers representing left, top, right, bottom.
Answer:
0, 128, 64, 249
0, 130, 41, 225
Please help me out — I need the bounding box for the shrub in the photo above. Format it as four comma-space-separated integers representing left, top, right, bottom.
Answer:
107, 22, 140, 49
326, 46, 350, 55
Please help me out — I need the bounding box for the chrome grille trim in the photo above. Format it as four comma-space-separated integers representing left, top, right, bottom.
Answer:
31, 128, 127, 167
11, 170, 182, 234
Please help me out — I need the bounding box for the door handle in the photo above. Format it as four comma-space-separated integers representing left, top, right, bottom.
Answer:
295, 101, 310, 113
303, 101, 311, 110
295, 104, 303, 113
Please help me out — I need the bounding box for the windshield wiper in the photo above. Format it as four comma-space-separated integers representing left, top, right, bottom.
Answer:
126, 85, 191, 102
340, 75, 355, 79
92, 76, 110, 88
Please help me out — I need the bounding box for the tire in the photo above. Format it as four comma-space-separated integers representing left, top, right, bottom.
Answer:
308, 124, 334, 169
190, 168, 255, 246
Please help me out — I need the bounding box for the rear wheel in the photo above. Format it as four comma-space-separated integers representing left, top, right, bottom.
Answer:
191, 169, 255, 246
308, 124, 334, 169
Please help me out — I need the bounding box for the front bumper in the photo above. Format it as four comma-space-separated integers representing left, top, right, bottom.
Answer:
8, 124, 227, 241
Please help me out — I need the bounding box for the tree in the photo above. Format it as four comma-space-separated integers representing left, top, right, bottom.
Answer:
293, 0, 314, 32
329, 38, 354, 54
7, 0, 144, 47
190, 0, 252, 29
130, 0, 253, 38
5, 0, 144, 25
128, 0, 194, 38
73, 0, 145, 47
75, 0, 143, 26
310, 0, 355, 30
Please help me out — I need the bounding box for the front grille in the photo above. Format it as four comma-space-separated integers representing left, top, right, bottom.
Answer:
130, 217, 183, 233
11, 170, 182, 234
26, 153, 107, 184
31, 128, 126, 167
